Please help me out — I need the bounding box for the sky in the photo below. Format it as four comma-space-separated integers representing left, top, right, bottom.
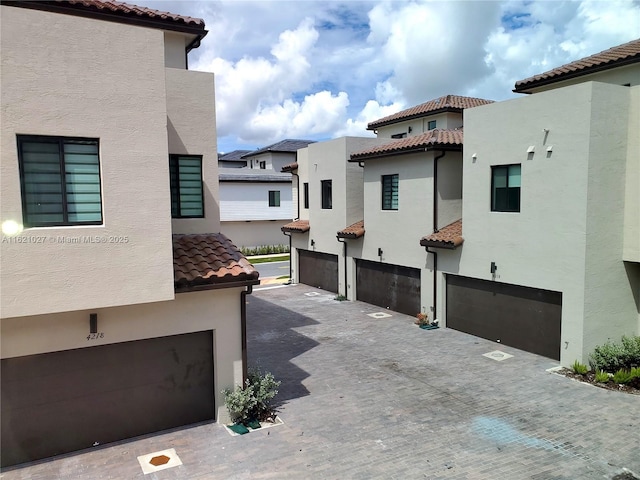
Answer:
139, 0, 639, 154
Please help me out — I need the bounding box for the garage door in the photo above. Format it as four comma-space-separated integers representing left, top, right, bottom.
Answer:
298, 249, 338, 293
446, 275, 562, 360
1, 331, 214, 467
356, 260, 420, 316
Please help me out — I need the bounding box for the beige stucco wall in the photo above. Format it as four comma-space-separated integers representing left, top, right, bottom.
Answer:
522, 63, 640, 94
623, 85, 640, 263
221, 220, 291, 248
164, 32, 187, 69
166, 68, 219, 234
375, 112, 463, 138
0, 288, 244, 422
462, 81, 637, 366
0, 6, 175, 318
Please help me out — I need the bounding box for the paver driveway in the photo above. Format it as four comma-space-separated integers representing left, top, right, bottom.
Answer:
2, 283, 639, 479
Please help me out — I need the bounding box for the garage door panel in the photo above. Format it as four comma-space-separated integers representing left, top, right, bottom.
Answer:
356, 260, 420, 316
1, 331, 214, 467
447, 276, 561, 360
298, 249, 338, 293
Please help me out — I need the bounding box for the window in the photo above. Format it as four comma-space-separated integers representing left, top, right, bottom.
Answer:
303, 182, 309, 209
427, 120, 437, 130
321, 180, 332, 209
391, 133, 407, 139
382, 174, 399, 210
169, 155, 204, 218
268, 190, 280, 207
491, 164, 521, 212
17, 135, 103, 227
259, 161, 266, 169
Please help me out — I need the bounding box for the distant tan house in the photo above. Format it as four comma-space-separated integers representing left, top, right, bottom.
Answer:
0, 0, 258, 467
284, 39, 640, 367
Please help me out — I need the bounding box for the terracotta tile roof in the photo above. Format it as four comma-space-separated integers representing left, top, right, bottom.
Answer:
7, 1, 207, 39
350, 129, 463, 161
337, 220, 365, 239
173, 233, 259, 290
367, 95, 493, 130
281, 162, 299, 173
420, 219, 463, 249
514, 38, 640, 92
281, 219, 310, 233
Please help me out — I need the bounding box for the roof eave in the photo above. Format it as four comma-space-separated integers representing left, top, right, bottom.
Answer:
513, 56, 640, 93
419, 240, 460, 249
367, 106, 463, 130
175, 278, 260, 293
350, 144, 462, 162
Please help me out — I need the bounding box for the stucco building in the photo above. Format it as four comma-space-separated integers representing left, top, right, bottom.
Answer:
283, 39, 640, 367
0, 0, 258, 467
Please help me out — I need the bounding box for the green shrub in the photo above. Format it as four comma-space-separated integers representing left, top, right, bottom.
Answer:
334, 295, 347, 301
612, 368, 633, 385
630, 367, 640, 380
594, 370, 610, 383
589, 335, 640, 373
572, 360, 589, 375
240, 244, 290, 256
222, 368, 281, 425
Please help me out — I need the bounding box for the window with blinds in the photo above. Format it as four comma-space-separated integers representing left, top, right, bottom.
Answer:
268, 190, 280, 207
18, 136, 103, 227
382, 174, 399, 210
169, 155, 204, 218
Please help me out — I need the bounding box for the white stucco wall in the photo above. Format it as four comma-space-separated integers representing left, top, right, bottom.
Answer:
219, 182, 293, 221
166, 67, 219, 234
0, 6, 175, 318
0, 288, 244, 422
462, 81, 638, 366
221, 221, 291, 248
247, 151, 297, 173
375, 112, 463, 138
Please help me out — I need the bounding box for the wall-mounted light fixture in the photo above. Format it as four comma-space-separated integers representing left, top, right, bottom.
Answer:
490, 262, 497, 275
378, 247, 383, 257
310, 239, 315, 247
89, 313, 98, 334
471, 153, 477, 161
408, 126, 413, 133
546, 145, 553, 152
526, 146, 535, 153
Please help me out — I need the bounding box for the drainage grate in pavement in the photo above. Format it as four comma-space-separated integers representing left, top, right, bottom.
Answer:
482, 350, 514, 361
304, 292, 320, 296
367, 312, 392, 319
137, 448, 182, 475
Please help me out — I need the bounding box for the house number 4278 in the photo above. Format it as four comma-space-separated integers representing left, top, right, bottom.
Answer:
87, 332, 104, 340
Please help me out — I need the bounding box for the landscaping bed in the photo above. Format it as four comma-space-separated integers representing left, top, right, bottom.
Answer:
559, 368, 640, 395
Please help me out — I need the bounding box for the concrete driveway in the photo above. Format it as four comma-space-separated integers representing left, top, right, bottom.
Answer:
2, 283, 639, 479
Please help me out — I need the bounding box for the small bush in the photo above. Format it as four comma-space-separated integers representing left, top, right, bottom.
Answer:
223, 368, 281, 425
334, 295, 347, 301
594, 370, 609, 383
589, 335, 640, 373
630, 367, 640, 380
572, 360, 589, 375
612, 369, 633, 385
240, 244, 290, 256
414, 312, 429, 326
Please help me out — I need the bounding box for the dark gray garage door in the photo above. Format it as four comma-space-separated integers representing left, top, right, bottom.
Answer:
356, 260, 420, 316
446, 275, 562, 360
1, 331, 214, 467
298, 249, 338, 293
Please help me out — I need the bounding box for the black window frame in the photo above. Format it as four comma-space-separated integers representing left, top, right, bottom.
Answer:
391, 132, 407, 139
303, 182, 309, 209
268, 190, 280, 207
427, 120, 437, 130
491, 164, 521, 213
321, 179, 332, 209
169, 154, 205, 219
17, 134, 103, 228
381, 174, 399, 211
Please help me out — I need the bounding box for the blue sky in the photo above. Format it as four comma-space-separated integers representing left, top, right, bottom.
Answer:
139, 1, 639, 154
